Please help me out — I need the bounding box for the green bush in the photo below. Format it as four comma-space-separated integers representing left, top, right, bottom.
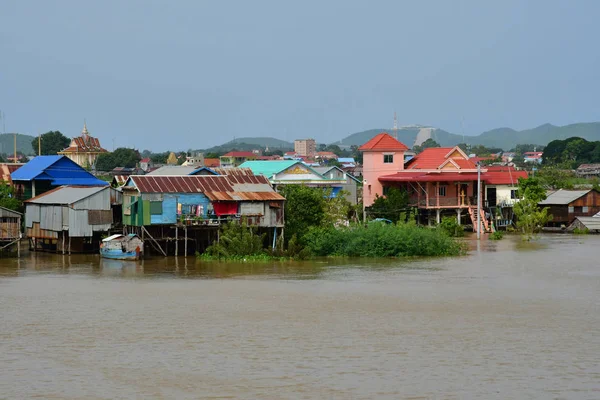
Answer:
438, 216, 464, 237
303, 222, 465, 258
573, 227, 589, 235
489, 231, 504, 240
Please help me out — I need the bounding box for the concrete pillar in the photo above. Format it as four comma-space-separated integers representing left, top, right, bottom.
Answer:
457, 209, 462, 225
436, 209, 441, 224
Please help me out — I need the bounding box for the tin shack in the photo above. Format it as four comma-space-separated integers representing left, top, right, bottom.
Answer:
25, 185, 122, 253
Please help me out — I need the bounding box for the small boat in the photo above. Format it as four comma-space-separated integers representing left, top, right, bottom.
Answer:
100, 234, 144, 261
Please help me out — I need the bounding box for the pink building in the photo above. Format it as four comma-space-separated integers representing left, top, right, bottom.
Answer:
358, 133, 408, 207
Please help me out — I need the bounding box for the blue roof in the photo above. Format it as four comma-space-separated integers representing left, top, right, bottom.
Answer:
189, 167, 218, 176
10, 155, 62, 180
11, 155, 108, 186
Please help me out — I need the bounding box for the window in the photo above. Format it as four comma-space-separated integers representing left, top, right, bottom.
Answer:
510, 190, 517, 199
574, 206, 583, 213
568, 206, 574, 213
438, 186, 446, 197
150, 201, 163, 215
582, 206, 589, 213
383, 154, 394, 164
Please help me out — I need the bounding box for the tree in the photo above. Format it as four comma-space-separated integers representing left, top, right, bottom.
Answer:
514, 177, 551, 238
413, 139, 440, 154
150, 152, 170, 164
0, 184, 21, 212
367, 187, 410, 223
278, 185, 326, 242
95, 148, 141, 171
322, 189, 353, 227
32, 131, 70, 155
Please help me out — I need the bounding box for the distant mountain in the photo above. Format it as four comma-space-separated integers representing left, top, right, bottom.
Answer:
201, 137, 294, 153
333, 122, 600, 150
0, 133, 35, 155
332, 126, 463, 148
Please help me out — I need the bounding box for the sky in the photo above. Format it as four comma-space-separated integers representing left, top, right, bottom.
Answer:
1, 0, 599, 151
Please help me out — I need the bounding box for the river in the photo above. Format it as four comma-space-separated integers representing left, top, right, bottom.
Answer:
1, 234, 599, 399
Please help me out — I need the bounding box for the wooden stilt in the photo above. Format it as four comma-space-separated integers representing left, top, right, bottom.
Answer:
68, 235, 71, 255
184, 226, 188, 257
175, 226, 178, 257
142, 226, 167, 256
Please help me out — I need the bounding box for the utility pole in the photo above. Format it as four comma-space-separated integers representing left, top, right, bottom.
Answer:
14, 133, 17, 163
39, 133, 41, 156
476, 162, 481, 240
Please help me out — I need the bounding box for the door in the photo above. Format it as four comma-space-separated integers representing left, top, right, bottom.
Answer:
486, 187, 497, 207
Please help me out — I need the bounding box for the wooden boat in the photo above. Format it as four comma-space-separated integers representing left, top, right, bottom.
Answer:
100, 234, 144, 260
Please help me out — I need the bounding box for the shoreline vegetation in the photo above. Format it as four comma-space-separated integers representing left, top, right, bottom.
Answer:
197, 220, 466, 262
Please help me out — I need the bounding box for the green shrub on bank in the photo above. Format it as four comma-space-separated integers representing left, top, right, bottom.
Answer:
489, 231, 504, 240
438, 216, 464, 237
303, 222, 465, 258
573, 227, 589, 235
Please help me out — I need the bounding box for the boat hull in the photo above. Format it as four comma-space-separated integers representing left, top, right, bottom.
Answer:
100, 248, 141, 261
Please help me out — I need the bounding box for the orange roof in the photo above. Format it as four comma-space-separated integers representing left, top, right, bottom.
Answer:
359, 133, 409, 151
203, 158, 220, 167
406, 147, 476, 170
222, 151, 256, 158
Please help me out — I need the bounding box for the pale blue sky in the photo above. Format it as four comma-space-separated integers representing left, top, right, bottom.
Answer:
1, 0, 599, 151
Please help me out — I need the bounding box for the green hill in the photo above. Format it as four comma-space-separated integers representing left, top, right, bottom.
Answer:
334, 122, 600, 150
0, 133, 36, 155
202, 137, 294, 153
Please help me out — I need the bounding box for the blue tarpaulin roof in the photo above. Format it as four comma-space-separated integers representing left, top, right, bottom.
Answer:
11, 155, 108, 186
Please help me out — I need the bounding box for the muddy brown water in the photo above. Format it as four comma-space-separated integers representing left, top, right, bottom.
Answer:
1, 234, 599, 399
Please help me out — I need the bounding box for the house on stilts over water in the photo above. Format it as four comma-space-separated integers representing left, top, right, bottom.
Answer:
121, 170, 285, 256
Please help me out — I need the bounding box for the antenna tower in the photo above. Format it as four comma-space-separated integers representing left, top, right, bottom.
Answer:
393, 111, 398, 140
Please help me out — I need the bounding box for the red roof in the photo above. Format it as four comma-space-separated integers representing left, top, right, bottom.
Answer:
483, 167, 528, 185
406, 147, 476, 170
60, 136, 107, 153
380, 172, 480, 182
222, 151, 257, 158
379, 167, 527, 185
124, 175, 284, 202
359, 133, 409, 151
140, 158, 151, 163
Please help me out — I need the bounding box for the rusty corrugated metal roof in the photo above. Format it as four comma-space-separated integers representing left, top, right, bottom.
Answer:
0, 163, 21, 184
127, 175, 284, 201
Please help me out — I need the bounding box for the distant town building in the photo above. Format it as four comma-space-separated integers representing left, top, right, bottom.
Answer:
139, 158, 153, 172
294, 139, 316, 157
181, 152, 204, 167
219, 151, 257, 168
523, 151, 543, 164
58, 122, 108, 169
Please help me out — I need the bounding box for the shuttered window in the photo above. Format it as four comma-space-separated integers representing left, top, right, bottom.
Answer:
150, 201, 163, 215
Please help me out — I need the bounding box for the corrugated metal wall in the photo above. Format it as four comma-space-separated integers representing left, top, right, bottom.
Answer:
25, 204, 40, 228
73, 189, 111, 210
68, 209, 92, 237
39, 205, 63, 231
0, 208, 20, 218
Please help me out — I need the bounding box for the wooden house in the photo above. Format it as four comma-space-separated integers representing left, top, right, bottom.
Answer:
313, 166, 360, 204
539, 189, 600, 227
0, 206, 22, 255
25, 186, 122, 253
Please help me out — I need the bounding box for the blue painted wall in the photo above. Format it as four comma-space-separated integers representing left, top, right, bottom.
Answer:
150, 193, 210, 225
